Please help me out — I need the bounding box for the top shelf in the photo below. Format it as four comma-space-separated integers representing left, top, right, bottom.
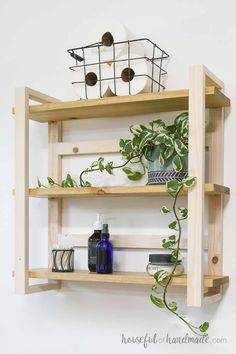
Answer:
13, 86, 230, 123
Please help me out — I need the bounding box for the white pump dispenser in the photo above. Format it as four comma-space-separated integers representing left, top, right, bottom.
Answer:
94, 213, 102, 231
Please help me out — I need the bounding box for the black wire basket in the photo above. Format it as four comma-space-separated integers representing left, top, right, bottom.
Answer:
67, 37, 169, 99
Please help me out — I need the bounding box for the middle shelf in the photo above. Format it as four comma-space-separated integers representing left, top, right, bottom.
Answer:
28, 269, 229, 288
29, 184, 230, 198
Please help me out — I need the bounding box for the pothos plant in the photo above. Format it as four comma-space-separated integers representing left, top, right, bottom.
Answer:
38, 112, 188, 188
79, 111, 189, 186
37, 112, 209, 335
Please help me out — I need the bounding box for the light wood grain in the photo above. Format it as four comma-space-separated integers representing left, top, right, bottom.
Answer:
204, 66, 224, 90
15, 87, 30, 294
204, 106, 225, 304
57, 139, 120, 156
187, 65, 206, 307
12, 86, 230, 123
28, 87, 61, 104
48, 122, 62, 273
28, 282, 61, 293
208, 108, 224, 276
58, 233, 208, 250
28, 184, 230, 198
27, 268, 229, 287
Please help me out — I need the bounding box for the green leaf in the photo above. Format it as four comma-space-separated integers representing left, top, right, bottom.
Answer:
123, 167, 133, 175
127, 172, 143, 181
132, 135, 140, 147
163, 135, 173, 147
179, 207, 188, 218
182, 176, 196, 188
154, 133, 165, 145
166, 180, 181, 194
130, 124, 142, 135
119, 138, 125, 148
47, 177, 55, 186
174, 139, 188, 157
161, 206, 171, 214
169, 235, 176, 241
163, 147, 174, 160
162, 240, 175, 249
199, 322, 209, 333
168, 220, 178, 230
181, 119, 189, 138
166, 124, 176, 134
123, 140, 133, 154
162, 235, 177, 249
170, 249, 182, 263
84, 181, 92, 187
139, 131, 154, 151
61, 180, 66, 188
91, 160, 98, 168
172, 155, 182, 172
37, 177, 42, 188
122, 167, 143, 181
105, 162, 114, 175
159, 151, 165, 166
154, 270, 169, 283
168, 301, 178, 311
152, 119, 166, 131
150, 295, 165, 309
140, 124, 150, 131
174, 112, 188, 126
65, 174, 74, 187
98, 157, 105, 172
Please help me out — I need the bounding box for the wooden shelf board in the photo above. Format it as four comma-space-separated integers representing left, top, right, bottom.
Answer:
28, 269, 229, 288
28, 184, 230, 198
13, 86, 230, 123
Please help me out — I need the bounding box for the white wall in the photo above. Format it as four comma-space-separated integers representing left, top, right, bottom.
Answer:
0, 0, 235, 353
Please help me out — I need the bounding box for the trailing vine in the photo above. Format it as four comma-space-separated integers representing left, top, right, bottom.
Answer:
150, 177, 209, 336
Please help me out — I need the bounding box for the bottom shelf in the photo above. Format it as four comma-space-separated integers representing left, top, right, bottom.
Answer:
28, 269, 229, 288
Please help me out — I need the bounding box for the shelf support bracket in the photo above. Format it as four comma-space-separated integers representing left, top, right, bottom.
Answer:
187, 65, 226, 306
14, 87, 60, 294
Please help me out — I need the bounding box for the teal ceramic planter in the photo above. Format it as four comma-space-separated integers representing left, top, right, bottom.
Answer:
148, 146, 188, 184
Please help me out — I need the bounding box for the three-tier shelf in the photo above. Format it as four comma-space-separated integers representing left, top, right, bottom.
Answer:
14, 65, 230, 307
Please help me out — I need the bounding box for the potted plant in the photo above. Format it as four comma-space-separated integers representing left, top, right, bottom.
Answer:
38, 112, 189, 188
76, 112, 189, 187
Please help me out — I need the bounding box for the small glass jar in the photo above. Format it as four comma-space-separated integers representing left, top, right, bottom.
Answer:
146, 254, 184, 276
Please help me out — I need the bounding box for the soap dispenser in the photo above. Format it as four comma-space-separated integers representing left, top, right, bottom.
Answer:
96, 224, 113, 274
88, 214, 102, 272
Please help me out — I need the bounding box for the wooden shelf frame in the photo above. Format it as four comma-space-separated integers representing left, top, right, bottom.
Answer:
14, 65, 230, 305
28, 269, 229, 288
28, 184, 230, 198
13, 86, 230, 122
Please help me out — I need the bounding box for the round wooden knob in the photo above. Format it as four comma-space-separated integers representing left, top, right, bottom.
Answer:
73, 147, 79, 154
212, 256, 219, 264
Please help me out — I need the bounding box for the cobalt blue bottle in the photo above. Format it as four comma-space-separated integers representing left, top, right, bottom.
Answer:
96, 224, 113, 274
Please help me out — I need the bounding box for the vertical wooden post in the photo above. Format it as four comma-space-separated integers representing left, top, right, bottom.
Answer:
48, 122, 62, 270
187, 66, 206, 306
208, 108, 224, 277
15, 87, 29, 294
15, 87, 61, 294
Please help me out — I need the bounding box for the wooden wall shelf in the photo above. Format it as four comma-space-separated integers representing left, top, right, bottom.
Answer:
13, 86, 230, 123
14, 65, 230, 307
28, 184, 230, 198
28, 269, 229, 288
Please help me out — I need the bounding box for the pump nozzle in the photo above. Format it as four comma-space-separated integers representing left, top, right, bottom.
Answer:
102, 223, 109, 234
94, 213, 102, 231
